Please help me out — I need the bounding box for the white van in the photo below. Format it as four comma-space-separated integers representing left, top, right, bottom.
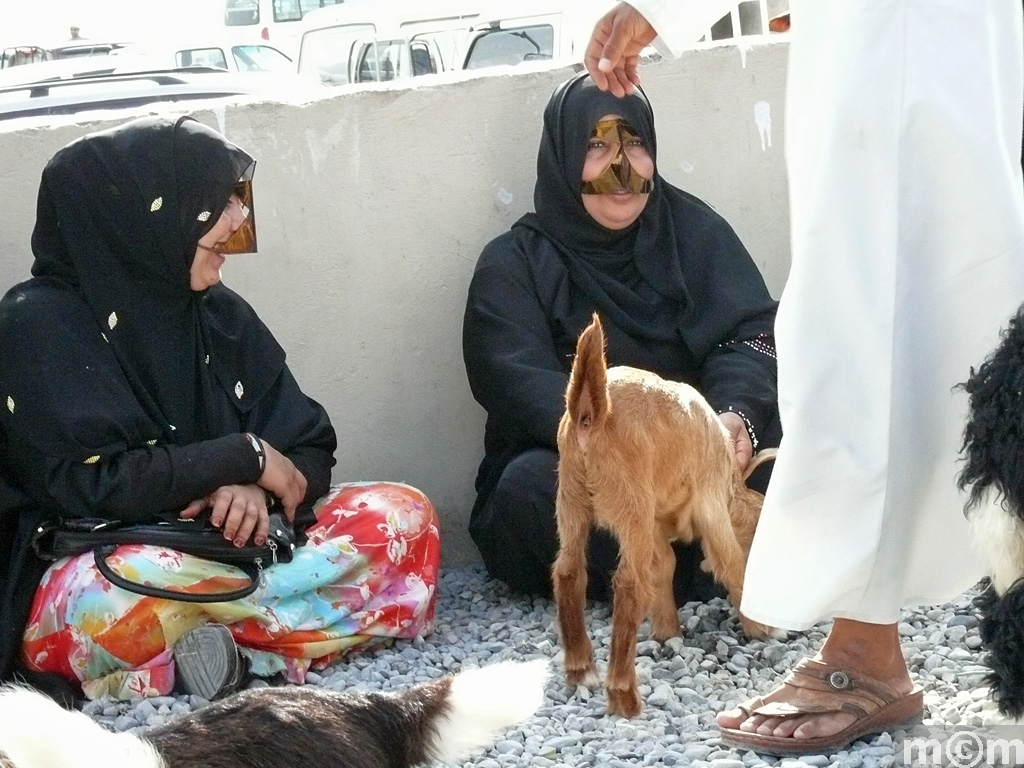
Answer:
295, 0, 481, 86
222, 0, 346, 58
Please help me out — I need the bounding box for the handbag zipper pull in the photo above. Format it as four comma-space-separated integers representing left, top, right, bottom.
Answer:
255, 556, 266, 588
268, 538, 278, 565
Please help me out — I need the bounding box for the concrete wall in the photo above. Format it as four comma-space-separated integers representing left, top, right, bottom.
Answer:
0, 43, 790, 566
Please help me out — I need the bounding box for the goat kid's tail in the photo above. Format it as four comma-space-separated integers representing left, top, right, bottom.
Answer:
566, 314, 610, 434
0, 685, 162, 768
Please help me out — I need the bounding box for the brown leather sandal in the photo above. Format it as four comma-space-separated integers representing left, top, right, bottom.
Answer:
718, 657, 924, 757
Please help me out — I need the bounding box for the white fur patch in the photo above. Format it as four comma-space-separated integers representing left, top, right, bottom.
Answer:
0, 686, 163, 768
968, 490, 1024, 594
427, 659, 549, 764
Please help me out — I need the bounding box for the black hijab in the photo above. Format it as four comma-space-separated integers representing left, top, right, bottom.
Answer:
515, 72, 775, 358
0, 115, 285, 459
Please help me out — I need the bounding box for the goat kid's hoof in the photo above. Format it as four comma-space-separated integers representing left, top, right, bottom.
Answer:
565, 663, 600, 689
650, 623, 681, 643
606, 686, 642, 718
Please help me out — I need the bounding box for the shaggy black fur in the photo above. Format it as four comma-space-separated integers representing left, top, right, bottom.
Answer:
146, 678, 452, 768
977, 579, 1024, 718
959, 303, 1024, 717
958, 304, 1024, 515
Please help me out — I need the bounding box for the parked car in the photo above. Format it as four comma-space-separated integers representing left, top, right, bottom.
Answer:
0, 41, 128, 69
108, 39, 294, 74
0, 67, 322, 122
295, 0, 480, 85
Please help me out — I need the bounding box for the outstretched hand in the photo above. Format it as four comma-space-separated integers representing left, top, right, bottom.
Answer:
718, 412, 753, 470
584, 2, 657, 97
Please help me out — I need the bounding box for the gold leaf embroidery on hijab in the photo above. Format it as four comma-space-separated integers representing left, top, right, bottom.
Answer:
150, 197, 163, 212
6, 396, 13, 414
107, 312, 118, 330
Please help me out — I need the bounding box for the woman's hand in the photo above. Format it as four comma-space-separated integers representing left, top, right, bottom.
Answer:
254, 438, 306, 522
180, 484, 269, 547
718, 412, 753, 471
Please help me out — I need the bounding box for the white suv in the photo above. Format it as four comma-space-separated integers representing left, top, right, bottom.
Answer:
0, 68, 321, 123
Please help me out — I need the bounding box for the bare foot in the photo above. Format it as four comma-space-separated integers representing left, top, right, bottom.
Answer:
716, 620, 915, 743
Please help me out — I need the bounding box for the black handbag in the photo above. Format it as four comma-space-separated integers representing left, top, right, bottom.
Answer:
32, 512, 297, 603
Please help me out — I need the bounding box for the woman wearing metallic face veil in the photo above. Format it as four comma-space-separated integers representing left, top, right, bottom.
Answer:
462, 72, 779, 602
0, 116, 440, 702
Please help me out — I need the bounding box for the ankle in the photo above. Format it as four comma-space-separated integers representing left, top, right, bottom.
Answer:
818, 621, 909, 682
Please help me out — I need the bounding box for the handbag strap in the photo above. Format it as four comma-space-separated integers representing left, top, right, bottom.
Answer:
93, 545, 262, 604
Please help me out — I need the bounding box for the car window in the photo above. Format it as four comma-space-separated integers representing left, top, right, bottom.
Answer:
356, 40, 403, 83
401, 15, 478, 72
1, 46, 48, 68
177, 48, 230, 70
463, 24, 554, 70
232, 44, 292, 72
298, 23, 375, 85
273, 0, 302, 23
225, 0, 259, 26
275, 0, 343, 23
409, 41, 436, 77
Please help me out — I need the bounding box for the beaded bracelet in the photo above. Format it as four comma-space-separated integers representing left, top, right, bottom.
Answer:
244, 432, 266, 472
719, 406, 759, 452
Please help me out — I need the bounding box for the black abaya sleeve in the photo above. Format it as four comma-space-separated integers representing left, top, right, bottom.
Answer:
243, 366, 337, 517
463, 237, 568, 450
4, 432, 263, 521
699, 334, 778, 449
2, 366, 336, 524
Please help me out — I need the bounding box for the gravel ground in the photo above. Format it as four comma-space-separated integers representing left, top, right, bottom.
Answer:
82, 565, 1002, 768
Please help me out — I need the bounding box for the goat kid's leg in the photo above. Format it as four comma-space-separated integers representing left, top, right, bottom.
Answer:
606, 522, 656, 718
553, 492, 599, 688
647, 537, 679, 642
698, 499, 773, 639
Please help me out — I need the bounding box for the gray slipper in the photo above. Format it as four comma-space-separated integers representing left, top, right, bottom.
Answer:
173, 624, 245, 701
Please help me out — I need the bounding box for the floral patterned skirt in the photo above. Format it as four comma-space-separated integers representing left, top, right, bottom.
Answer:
21, 482, 441, 700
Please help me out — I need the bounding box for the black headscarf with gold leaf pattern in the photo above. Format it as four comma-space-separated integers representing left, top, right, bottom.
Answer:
1, 115, 284, 456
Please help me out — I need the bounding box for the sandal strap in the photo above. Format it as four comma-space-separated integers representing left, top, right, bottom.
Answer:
748, 658, 905, 719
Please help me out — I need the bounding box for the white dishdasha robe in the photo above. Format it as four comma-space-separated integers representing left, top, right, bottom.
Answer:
630, 0, 1024, 628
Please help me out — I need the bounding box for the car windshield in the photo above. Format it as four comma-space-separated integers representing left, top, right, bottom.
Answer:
464, 24, 554, 70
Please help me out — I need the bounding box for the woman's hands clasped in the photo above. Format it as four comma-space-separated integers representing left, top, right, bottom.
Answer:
179, 436, 307, 547
180, 484, 271, 547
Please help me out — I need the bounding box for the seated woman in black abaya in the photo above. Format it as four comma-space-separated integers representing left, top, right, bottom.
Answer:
462, 72, 779, 604
0, 116, 440, 702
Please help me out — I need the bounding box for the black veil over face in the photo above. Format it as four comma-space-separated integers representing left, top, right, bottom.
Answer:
5, 115, 282, 454
516, 72, 776, 359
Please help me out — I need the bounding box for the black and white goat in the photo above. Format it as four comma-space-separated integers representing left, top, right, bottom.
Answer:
0, 659, 548, 768
960, 304, 1024, 718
